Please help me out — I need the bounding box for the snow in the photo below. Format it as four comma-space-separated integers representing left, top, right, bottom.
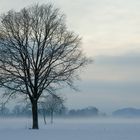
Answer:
0, 118, 140, 140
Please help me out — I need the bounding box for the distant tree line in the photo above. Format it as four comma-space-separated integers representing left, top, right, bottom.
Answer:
67, 107, 99, 117
0, 104, 31, 117
0, 104, 99, 118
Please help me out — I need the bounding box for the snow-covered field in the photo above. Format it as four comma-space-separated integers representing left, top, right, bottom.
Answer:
0, 117, 140, 140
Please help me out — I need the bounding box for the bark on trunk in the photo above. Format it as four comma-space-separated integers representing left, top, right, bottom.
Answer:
31, 100, 39, 129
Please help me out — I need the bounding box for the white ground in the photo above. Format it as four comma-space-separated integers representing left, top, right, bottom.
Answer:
0, 118, 140, 140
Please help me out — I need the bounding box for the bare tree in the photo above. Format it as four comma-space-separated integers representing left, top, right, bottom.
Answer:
40, 94, 65, 124
0, 4, 89, 129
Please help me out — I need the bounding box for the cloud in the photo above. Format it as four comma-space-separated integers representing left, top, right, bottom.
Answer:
82, 52, 140, 82
1, 0, 140, 56
95, 52, 140, 66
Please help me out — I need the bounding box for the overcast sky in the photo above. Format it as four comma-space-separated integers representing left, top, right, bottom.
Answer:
0, 0, 140, 113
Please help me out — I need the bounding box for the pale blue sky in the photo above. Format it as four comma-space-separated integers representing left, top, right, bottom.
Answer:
0, 0, 140, 113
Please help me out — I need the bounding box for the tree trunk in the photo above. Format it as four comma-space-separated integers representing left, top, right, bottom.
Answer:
31, 100, 39, 129
51, 110, 53, 124
43, 109, 47, 125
